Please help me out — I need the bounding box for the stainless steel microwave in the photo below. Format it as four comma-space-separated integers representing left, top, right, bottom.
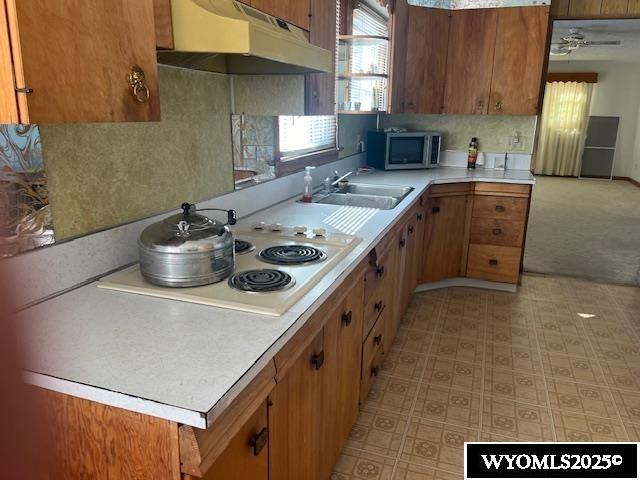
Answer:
366, 130, 442, 170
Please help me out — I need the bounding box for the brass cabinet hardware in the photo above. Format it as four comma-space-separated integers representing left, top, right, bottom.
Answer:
127, 65, 150, 103
495, 100, 504, 111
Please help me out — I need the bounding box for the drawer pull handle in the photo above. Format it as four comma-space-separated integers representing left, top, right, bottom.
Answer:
495, 205, 506, 213
399, 238, 406, 248
311, 350, 325, 370
373, 333, 383, 346
489, 259, 499, 266
371, 366, 380, 377
432, 206, 440, 214
417, 213, 423, 221
374, 301, 383, 313
492, 228, 502, 235
127, 65, 150, 103
342, 310, 353, 327
408, 226, 415, 234
376, 265, 385, 278
250, 427, 269, 456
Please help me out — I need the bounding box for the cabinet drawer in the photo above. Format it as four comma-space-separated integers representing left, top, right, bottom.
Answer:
473, 195, 528, 221
363, 291, 387, 340
469, 218, 524, 247
364, 247, 391, 300
361, 314, 386, 402
467, 244, 522, 284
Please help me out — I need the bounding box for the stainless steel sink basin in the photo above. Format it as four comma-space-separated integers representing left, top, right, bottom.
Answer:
337, 183, 414, 198
310, 183, 414, 210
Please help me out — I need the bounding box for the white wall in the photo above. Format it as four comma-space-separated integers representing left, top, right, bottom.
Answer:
548, 60, 640, 179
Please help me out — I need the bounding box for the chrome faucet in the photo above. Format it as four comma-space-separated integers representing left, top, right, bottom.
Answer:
331, 171, 353, 186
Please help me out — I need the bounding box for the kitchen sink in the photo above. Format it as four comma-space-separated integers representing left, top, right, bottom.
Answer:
310, 183, 414, 210
337, 183, 414, 198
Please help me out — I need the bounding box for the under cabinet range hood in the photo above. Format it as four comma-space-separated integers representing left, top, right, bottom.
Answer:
158, 0, 333, 74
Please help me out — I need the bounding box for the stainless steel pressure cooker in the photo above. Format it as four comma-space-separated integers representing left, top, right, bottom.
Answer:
138, 203, 237, 287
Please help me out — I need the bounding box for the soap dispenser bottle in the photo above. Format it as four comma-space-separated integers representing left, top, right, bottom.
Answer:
302, 166, 316, 203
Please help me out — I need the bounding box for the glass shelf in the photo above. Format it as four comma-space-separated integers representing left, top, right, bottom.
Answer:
337, 76, 387, 113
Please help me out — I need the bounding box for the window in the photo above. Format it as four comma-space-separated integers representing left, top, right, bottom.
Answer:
279, 116, 337, 158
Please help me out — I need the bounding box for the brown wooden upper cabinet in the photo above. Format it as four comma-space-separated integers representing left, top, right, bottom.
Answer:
403, 7, 450, 114
552, 0, 640, 18
245, 0, 312, 30
444, 8, 499, 115
306, 0, 338, 115
0, 0, 161, 124
489, 6, 551, 115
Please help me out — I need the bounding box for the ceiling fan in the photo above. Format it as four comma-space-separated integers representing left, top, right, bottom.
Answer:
550, 27, 621, 56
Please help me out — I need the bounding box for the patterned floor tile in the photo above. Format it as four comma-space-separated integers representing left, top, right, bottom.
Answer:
331, 447, 395, 480
381, 347, 427, 381
482, 397, 554, 441
422, 357, 482, 392
400, 418, 478, 473
486, 306, 531, 329
430, 334, 484, 365
546, 380, 618, 419
600, 363, 640, 391
446, 287, 488, 304
401, 306, 441, 332
346, 406, 407, 458
540, 352, 605, 385
437, 316, 485, 340
623, 423, 640, 442
392, 328, 433, 354
365, 375, 418, 416
484, 342, 542, 374
413, 384, 481, 428
533, 315, 583, 337
536, 330, 593, 357
610, 389, 640, 425
484, 368, 548, 406
486, 324, 537, 349
552, 411, 628, 442
394, 462, 459, 480
590, 339, 640, 367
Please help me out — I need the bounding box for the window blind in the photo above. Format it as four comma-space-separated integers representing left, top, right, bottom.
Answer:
279, 116, 337, 157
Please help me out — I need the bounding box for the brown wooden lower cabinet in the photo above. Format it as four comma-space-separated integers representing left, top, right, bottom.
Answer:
467, 244, 523, 284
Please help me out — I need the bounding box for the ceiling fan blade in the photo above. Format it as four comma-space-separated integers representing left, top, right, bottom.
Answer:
584, 40, 622, 45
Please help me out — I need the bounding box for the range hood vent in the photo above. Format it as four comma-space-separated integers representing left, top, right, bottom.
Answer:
159, 0, 333, 75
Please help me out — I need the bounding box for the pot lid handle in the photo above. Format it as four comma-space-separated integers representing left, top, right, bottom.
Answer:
227, 209, 237, 226
181, 202, 194, 217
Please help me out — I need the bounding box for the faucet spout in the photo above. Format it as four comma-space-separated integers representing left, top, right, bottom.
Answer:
331, 171, 353, 186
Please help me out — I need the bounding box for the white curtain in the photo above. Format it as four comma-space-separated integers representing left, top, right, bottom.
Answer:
535, 81, 593, 176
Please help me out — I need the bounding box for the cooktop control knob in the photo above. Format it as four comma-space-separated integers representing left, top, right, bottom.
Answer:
269, 223, 283, 232
293, 226, 307, 235
252, 222, 265, 230
313, 228, 326, 237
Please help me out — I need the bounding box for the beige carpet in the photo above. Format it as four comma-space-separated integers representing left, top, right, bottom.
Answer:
524, 176, 640, 286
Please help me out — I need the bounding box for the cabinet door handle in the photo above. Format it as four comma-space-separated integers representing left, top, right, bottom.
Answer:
432, 206, 440, 214
373, 333, 383, 346
495, 205, 506, 213
250, 427, 269, 457
342, 310, 353, 327
495, 100, 504, 112
489, 259, 499, 266
311, 350, 325, 370
408, 226, 414, 234
374, 301, 383, 313
371, 366, 380, 377
127, 65, 150, 103
376, 265, 385, 278
492, 228, 502, 235
417, 213, 423, 221
399, 238, 406, 248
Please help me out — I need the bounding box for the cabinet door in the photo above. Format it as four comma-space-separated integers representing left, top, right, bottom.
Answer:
153, 0, 174, 49
422, 195, 470, 283
388, 0, 410, 113
568, 0, 603, 16
321, 278, 364, 478
269, 330, 324, 480
402, 212, 418, 314
250, 0, 311, 30
404, 7, 450, 114
306, 0, 337, 115
394, 219, 410, 324
200, 401, 269, 480
443, 8, 498, 115
412, 204, 426, 288
6, 0, 160, 124
489, 6, 551, 115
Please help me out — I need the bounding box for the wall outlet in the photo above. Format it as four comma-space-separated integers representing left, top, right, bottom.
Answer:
507, 131, 527, 151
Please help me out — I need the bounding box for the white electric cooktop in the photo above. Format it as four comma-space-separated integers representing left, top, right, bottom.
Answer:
98, 225, 361, 316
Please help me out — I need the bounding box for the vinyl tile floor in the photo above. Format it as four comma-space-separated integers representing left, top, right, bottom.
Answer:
331, 274, 640, 480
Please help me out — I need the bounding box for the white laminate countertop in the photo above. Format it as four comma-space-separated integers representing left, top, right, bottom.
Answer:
20, 167, 535, 428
